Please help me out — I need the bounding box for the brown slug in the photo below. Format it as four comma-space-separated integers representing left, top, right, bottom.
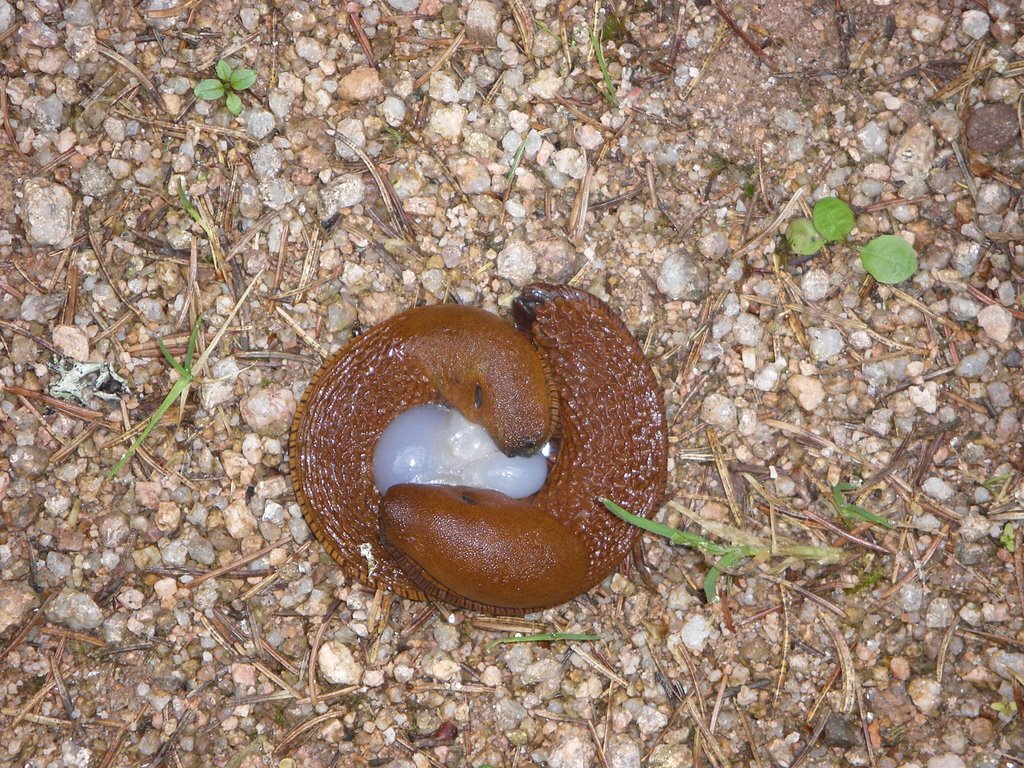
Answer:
289, 283, 667, 615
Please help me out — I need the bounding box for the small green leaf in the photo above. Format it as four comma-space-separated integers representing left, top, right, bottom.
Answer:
225, 92, 242, 116
194, 78, 225, 100
486, 633, 599, 652
859, 235, 917, 284
785, 218, 825, 256
812, 197, 855, 242
215, 59, 232, 82
229, 68, 257, 91
1001, 523, 1016, 553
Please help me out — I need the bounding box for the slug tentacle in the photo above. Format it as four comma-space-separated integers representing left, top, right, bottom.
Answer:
290, 284, 667, 615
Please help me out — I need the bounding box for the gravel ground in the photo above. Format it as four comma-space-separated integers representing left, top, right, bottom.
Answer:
1, 0, 1023, 766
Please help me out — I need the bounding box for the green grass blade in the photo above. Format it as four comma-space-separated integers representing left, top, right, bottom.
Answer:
486, 633, 599, 652
184, 314, 202, 370
704, 548, 748, 604
506, 134, 528, 181
177, 178, 203, 225
602, 499, 729, 555
587, 27, 618, 107
157, 338, 188, 376
831, 483, 893, 529
106, 374, 191, 479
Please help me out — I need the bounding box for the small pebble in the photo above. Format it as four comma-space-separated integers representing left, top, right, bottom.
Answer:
8, 445, 50, 478
800, 269, 830, 301
223, 499, 257, 539
922, 477, 954, 502
21, 179, 74, 246
0, 582, 39, 634
240, 386, 297, 435
496, 240, 536, 286
956, 349, 990, 377
320, 174, 366, 217
787, 374, 825, 411
466, 0, 500, 44
700, 393, 737, 430
547, 735, 595, 768
318, 640, 363, 685
45, 588, 104, 631
960, 9, 991, 39
657, 252, 707, 301
977, 304, 1012, 343
908, 677, 942, 714
967, 103, 1019, 154
338, 66, 382, 101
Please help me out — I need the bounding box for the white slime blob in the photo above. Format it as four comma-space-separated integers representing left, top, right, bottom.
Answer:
372, 404, 549, 499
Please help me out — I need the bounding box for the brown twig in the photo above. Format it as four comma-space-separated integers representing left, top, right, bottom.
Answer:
710, 0, 778, 72
348, 11, 377, 67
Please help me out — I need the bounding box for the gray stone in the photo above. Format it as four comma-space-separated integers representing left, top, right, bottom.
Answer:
808, 327, 844, 361
21, 179, 74, 246
656, 251, 707, 301
857, 120, 888, 157
922, 476, 954, 501
320, 174, 366, 217
949, 295, 981, 321
200, 358, 240, 411
496, 240, 536, 286
34, 94, 65, 131
890, 122, 936, 194
961, 9, 991, 39
800, 268, 830, 301
0, 1, 14, 33
45, 588, 103, 630
243, 108, 276, 140
976, 181, 1011, 214
956, 350, 990, 377
80, 147, 117, 188
250, 144, 281, 180
63, 0, 96, 24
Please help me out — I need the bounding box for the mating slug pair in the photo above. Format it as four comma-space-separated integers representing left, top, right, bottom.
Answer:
289, 283, 668, 615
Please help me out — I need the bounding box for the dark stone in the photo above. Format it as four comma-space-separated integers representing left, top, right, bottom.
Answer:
823, 712, 860, 748
967, 103, 1020, 155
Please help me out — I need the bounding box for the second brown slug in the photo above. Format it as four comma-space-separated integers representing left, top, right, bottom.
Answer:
289, 283, 667, 615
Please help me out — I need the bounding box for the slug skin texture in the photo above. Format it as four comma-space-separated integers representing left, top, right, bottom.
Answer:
289, 283, 668, 615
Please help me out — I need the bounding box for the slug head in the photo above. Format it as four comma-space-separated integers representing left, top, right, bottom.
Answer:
417, 310, 556, 457
379, 484, 592, 613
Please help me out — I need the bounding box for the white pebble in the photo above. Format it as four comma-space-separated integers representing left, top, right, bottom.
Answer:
318, 640, 363, 685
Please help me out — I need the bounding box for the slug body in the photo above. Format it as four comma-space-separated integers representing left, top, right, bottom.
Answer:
290, 284, 667, 615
